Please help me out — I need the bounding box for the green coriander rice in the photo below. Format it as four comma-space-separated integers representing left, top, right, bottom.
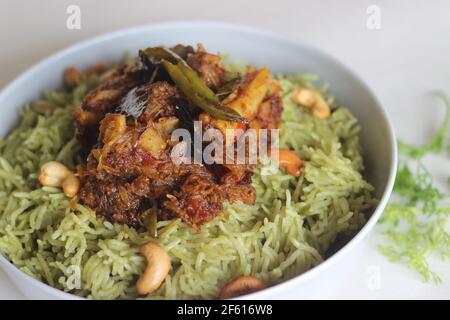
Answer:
0, 69, 376, 299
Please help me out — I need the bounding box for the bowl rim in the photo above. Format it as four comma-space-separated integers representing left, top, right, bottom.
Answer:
0, 20, 397, 300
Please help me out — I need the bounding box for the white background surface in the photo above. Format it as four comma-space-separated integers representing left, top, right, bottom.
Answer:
0, 0, 449, 299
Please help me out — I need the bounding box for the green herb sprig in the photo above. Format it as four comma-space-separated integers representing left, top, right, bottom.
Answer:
378, 91, 450, 284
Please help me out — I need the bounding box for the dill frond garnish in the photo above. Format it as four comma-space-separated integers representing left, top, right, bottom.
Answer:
378, 92, 450, 284
398, 92, 450, 158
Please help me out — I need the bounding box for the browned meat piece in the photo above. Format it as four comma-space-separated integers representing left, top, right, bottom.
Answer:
219, 170, 256, 204
79, 175, 150, 227
198, 67, 282, 142
138, 81, 178, 123
221, 182, 256, 204
74, 62, 149, 146
162, 172, 223, 229
250, 79, 283, 130
81, 63, 147, 116
79, 108, 221, 227
198, 67, 283, 191
248, 78, 283, 146
187, 44, 226, 91
79, 113, 257, 228
171, 44, 195, 59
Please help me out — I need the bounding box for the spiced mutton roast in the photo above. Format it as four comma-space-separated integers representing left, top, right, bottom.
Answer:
74, 44, 283, 230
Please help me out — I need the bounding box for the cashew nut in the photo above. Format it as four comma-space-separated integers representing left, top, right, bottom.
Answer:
292, 88, 316, 108
63, 67, 84, 89
136, 242, 171, 295
38, 161, 73, 187
39, 161, 80, 198
271, 148, 302, 177
219, 275, 267, 299
292, 88, 330, 119
62, 174, 80, 198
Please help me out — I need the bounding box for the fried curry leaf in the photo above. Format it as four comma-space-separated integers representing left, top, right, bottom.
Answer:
177, 60, 221, 104
216, 77, 240, 99
161, 59, 246, 122
140, 46, 247, 122
139, 47, 180, 66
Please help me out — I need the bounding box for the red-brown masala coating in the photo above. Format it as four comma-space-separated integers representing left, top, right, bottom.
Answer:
74, 44, 282, 230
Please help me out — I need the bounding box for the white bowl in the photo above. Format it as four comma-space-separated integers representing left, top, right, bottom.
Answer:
0, 21, 397, 300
